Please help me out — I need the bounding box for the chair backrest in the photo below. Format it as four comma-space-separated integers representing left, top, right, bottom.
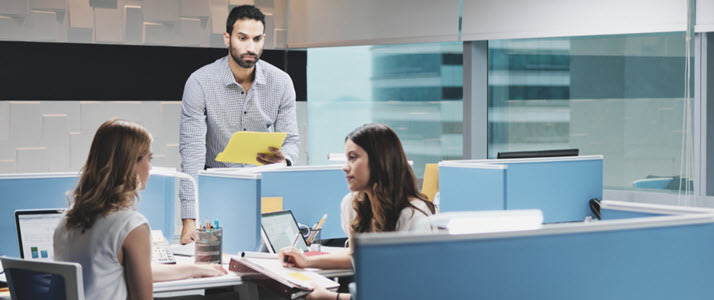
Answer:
0, 256, 84, 300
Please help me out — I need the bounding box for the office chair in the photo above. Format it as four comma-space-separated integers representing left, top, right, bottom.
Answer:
1, 256, 84, 300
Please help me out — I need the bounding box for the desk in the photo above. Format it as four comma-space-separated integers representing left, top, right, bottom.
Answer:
153, 254, 353, 296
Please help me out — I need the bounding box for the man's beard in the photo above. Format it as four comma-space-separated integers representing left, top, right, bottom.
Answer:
230, 43, 261, 69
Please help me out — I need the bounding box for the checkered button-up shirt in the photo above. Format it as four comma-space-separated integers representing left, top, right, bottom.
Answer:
179, 56, 299, 219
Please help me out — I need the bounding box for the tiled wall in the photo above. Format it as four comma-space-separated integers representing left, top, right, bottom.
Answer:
0, 100, 308, 173
0, 0, 287, 48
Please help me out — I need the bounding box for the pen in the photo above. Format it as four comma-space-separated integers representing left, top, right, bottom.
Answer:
283, 232, 302, 263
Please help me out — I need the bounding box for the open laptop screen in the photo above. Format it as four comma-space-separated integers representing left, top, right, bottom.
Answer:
261, 210, 310, 253
15, 209, 64, 260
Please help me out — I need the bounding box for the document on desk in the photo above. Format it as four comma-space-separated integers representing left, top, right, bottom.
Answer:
215, 131, 287, 166
229, 252, 338, 299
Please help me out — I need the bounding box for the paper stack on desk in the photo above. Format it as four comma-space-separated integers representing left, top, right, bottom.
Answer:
215, 131, 287, 165
229, 252, 339, 299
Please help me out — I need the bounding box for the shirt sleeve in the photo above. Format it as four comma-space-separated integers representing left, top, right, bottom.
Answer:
179, 74, 207, 220
275, 75, 300, 165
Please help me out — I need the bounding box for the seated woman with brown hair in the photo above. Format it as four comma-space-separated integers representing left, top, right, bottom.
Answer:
279, 123, 436, 300
53, 119, 226, 300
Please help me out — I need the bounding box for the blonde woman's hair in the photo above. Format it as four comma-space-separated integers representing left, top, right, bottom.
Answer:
65, 119, 152, 232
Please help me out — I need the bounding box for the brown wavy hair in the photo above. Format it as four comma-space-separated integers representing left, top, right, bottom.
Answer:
65, 119, 152, 232
347, 123, 435, 233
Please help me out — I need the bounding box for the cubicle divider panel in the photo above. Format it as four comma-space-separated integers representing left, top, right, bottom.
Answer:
438, 165, 506, 212
0, 175, 77, 257
261, 168, 349, 239
199, 174, 261, 253
135, 175, 176, 241
504, 159, 602, 223
355, 219, 714, 300
0, 173, 175, 257
601, 209, 665, 220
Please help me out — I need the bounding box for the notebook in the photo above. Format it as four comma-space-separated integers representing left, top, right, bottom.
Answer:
15, 209, 64, 260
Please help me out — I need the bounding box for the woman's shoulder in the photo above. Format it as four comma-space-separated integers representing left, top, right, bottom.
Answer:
405, 198, 434, 216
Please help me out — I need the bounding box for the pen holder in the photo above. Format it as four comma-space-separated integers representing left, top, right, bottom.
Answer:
195, 227, 222, 264
308, 228, 322, 252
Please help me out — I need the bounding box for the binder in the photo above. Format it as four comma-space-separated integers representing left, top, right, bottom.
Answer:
229, 252, 339, 299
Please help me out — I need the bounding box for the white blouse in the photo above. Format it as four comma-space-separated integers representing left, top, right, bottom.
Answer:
54, 209, 148, 300
340, 192, 434, 236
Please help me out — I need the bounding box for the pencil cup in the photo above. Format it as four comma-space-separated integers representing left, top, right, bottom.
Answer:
308, 228, 322, 252
195, 228, 222, 264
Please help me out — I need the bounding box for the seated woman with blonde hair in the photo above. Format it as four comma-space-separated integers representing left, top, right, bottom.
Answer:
279, 123, 436, 300
54, 119, 226, 300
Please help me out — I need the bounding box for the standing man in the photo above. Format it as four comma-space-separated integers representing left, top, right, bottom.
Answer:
179, 5, 299, 243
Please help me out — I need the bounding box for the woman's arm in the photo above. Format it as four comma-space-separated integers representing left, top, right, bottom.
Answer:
279, 247, 353, 270
152, 263, 227, 282
122, 224, 153, 300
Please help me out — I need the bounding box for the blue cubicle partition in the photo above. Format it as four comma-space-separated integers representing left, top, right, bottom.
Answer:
260, 165, 349, 239
0, 172, 176, 258
198, 171, 261, 253
439, 156, 603, 223
354, 213, 714, 300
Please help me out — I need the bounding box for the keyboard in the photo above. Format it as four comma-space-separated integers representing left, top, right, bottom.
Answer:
151, 230, 176, 264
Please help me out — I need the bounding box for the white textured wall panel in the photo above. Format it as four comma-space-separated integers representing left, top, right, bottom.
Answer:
165, 143, 180, 170
42, 114, 71, 171
210, 0, 228, 34
94, 7, 123, 42
80, 101, 142, 131
17, 147, 48, 172
177, 18, 201, 46
0, 102, 9, 141
41, 101, 80, 131
69, 130, 92, 169
0, 160, 16, 173
160, 102, 181, 145
68, 0, 92, 28
30, 10, 58, 41
288, 0, 460, 48
180, 0, 210, 18
0, 0, 29, 16
32, 0, 66, 10
462, 0, 686, 41
144, 22, 170, 44
10, 102, 42, 147
143, 0, 179, 22
139, 102, 162, 139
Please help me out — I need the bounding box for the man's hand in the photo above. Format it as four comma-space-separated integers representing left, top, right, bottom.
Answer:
180, 219, 197, 244
256, 147, 287, 165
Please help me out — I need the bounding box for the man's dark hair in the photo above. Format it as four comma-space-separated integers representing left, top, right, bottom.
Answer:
226, 5, 265, 35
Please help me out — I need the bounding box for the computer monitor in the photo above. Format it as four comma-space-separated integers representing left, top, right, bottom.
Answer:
15, 209, 64, 260
497, 148, 579, 159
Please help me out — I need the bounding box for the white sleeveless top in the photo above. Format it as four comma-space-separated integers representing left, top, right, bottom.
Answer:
340, 192, 434, 235
53, 209, 148, 300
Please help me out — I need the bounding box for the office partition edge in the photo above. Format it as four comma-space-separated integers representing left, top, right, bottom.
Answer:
438, 162, 506, 169
259, 164, 344, 172
0, 172, 79, 179
442, 155, 604, 165
601, 199, 714, 215
199, 171, 261, 180
354, 213, 714, 246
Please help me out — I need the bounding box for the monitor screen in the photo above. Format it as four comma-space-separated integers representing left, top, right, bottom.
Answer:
15, 210, 64, 260
497, 149, 579, 159
261, 210, 310, 253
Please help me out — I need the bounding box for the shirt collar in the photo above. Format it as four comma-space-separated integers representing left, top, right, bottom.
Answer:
221, 56, 266, 87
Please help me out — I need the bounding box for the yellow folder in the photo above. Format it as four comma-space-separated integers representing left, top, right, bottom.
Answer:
261, 197, 283, 213
215, 131, 287, 165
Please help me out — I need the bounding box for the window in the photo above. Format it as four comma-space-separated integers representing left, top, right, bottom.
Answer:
488, 33, 692, 191
307, 42, 463, 178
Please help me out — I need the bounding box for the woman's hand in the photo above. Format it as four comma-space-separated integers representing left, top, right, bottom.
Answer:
278, 247, 311, 268
189, 264, 227, 278
306, 282, 338, 300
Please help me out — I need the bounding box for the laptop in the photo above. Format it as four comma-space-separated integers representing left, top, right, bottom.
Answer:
261, 210, 310, 253
15, 209, 64, 260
